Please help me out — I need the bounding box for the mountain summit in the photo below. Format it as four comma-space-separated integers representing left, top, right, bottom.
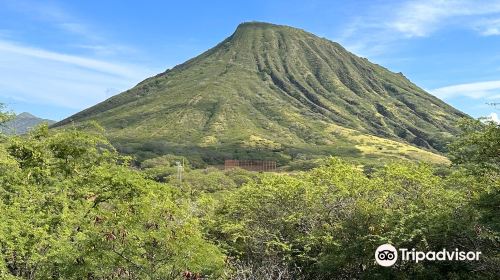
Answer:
1, 112, 55, 135
54, 22, 466, 164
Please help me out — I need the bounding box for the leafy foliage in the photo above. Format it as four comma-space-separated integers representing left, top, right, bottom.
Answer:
209, 159, 498, 279
0, 125, 225, 279
0, 114, 498, 279
449, 118, 500, 172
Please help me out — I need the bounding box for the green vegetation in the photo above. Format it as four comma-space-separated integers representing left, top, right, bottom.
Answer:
449, 118, 500, 172
0, 124, 225, 279
1, 106, 499, 279
53, 22, 467, 166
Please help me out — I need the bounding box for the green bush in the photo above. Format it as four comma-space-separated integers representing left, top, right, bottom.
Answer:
0, 125, 225, 279
209, 158, 498, 279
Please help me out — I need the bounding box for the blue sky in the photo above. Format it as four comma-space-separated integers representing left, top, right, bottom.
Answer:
0, 0, 500, 122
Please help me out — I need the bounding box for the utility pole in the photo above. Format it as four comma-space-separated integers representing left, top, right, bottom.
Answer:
486, 102, 500, 109
176, 160, 184, 183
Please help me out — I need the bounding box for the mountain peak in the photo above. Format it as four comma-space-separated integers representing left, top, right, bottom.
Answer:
236, 21, 288, 29
54, 22, 466, 165
17, 112, 36, 119
1, 112, 55, 135
233, 21, 307, 37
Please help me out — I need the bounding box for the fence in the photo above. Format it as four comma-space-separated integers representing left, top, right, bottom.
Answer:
224, 160, 277, 172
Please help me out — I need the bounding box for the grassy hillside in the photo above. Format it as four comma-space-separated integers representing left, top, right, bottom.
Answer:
54, 22, 466, 165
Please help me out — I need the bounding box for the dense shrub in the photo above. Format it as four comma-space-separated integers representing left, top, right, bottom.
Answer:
209, 159, 498, 279
0, 125, 225, 279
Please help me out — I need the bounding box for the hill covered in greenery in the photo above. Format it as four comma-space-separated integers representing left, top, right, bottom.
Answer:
54, 22, 467, 165
1, 112, 55, 135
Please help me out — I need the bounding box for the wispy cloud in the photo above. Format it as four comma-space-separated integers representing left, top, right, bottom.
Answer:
388, 0, 500, 37
0, 40, 145, 79
72, 44, 137, 56
0, 29, 13, 39
3, 0, 97, 40
474, 18, 500, 35
1, 0, 135, 56
0, 0, 159, 118
431, 80, 500, 99
388, 1, 457, 37
338, 0, 500, 56
0, 39, 156, 111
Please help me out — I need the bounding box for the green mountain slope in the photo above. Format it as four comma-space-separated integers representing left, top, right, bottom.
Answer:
54, 22, 466, 165
1, 112, 55, 135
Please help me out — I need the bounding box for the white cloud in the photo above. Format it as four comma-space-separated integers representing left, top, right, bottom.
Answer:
431, 80, 500, 99
57, 22, 100, 41
72, 44, 137, 56
389, 1, 456, 37
487, 94, 500, 100
3, 0, 98, 40
487, 112, 500, 123
338, 0, 500, 57
0, 1, 162, 118
474, 18, 500, 35
0, 40, 157, 110
0, 40, 144, 79
388, 0, 500, 37
1, 0, 136, 56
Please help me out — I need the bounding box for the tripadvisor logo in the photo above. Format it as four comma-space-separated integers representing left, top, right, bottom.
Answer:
375, 244, 398, 267
375, 244, 482, 267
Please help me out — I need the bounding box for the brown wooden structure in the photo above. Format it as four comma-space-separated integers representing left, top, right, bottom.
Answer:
224, 160, 277, 172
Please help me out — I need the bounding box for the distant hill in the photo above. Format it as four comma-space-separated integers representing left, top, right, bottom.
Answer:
54, 22, 467, 165
1, 112, 55, 135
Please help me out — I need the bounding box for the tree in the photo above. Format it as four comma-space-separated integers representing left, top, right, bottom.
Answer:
0, 125, 225, 279
449, 118, 500, 172
0, 104, 14, 126
210, 157, 498, 279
